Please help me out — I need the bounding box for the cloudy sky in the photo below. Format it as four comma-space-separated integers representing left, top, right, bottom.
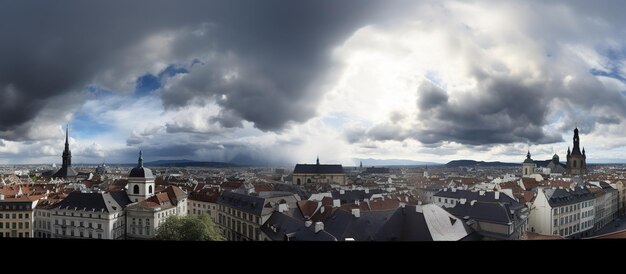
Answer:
1, 0, 626, 165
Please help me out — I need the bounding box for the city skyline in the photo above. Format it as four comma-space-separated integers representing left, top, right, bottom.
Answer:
2, 1, 626, 165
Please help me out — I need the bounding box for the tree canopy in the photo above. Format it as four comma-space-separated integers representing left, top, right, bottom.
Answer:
155, 214, 225, 241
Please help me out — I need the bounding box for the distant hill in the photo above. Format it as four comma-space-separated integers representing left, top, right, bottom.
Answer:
354, 158, 441, 167
144, 159, 238, 168
445, 160, 519, 168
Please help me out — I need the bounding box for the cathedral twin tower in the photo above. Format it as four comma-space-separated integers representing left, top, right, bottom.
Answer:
523, 127, 587, 176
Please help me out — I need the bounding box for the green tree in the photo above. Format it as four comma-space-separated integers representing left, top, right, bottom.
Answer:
155, 214, 225, 241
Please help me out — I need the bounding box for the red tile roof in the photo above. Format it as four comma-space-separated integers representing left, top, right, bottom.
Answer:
369, 198, 400, 211
297, 200, 319, 218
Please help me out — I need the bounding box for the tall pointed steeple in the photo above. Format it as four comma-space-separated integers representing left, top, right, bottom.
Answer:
53, 124, 77, 178
138, 150, 144, 167
62, 124, 71, 167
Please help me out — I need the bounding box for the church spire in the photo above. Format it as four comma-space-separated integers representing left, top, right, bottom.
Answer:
138, 150, 144, 167
526, 150, 531, 160
62, 124, 71, 167
316, 156, 320, 165
65, 124, 69, 147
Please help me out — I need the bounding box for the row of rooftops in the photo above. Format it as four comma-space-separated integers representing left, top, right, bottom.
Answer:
261, 204, 476, 241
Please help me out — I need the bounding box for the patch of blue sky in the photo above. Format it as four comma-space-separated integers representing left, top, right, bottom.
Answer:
424, 70, 447, 90
135, 64, 190, 97
322, 113, 348, 129
71, 111, 112, 139
590, 46, 626, 84
84, 85, 116, 99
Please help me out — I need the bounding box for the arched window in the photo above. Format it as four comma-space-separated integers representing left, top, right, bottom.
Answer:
149, 185, 153, 194
133, 185, 139, 194
307, 178, 312, 184
573, 160, 577, 168
296, 178, 301, 185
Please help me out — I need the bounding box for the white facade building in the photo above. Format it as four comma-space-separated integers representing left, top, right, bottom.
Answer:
529, 186, 595, 238
50, 191, 130, 240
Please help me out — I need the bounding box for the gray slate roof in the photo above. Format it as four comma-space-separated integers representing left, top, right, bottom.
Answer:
330, 189, 384, 203
129, 167, 154, 178
434, 189, 523, 211
294, 164, 343, 174
56, 191, 131, 213
374, 206, 434, 241
543, 187, 594, 207
217, 190, 299, 217
324, 209, 396, 241
261, 211, 337, 241
447, 202, 513, 225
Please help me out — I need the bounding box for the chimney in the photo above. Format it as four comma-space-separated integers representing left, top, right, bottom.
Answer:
339, 189, 345, 195
365, 189, 369, 194
320, 206, 325, 214
479, 190, 485, 196
333, 199, 341, 208
470, 200, 477, 206
351, 208, 360, 218
0, 193, 4, 201
451, 187, 456, 192
415, 205, 423, 213
495, 192, 500, 200
314, 222, 324, 233
305, 220, 312, 227
278, 203, 288, 213
459, 198, 467, 205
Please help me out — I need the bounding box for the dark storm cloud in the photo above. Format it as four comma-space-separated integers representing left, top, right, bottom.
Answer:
0, 0, 412, 139
414, 78, 564, 145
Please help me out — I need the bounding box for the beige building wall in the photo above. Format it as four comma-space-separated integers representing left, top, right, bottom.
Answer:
293, 173, 346, 185
0, 201, 36, 238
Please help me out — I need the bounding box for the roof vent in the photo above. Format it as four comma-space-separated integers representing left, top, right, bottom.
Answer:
314, 222, 324, 233
470, 200, 477, 206
305, 220, 312, 227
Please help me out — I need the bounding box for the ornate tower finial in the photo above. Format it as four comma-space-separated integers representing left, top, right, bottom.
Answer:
138, 150, 144, 167
316, 155, 320, 165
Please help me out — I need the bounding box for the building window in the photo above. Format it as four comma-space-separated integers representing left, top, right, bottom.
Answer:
25, 222, 29, 229
307, 178, 312, 184
133, 185, 140, 194
18, 222, 23, 229
97, 224, 102, 229
98, 234, 102, 239
553, 219, 557, 227
297, 178, 301, 185
18, 214, 22, 219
